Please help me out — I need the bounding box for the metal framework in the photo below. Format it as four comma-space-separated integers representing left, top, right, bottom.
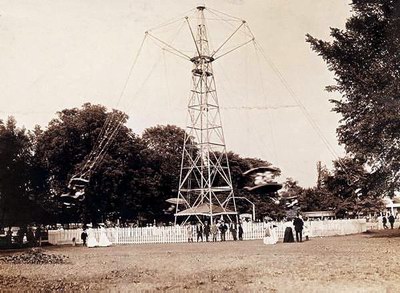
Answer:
147, 6, 254, 225
176, 6, 238, 224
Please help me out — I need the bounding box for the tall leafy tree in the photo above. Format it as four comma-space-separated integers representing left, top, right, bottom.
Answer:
34, 104, 159, 224
323, 157, 384, 216
226, 152, 284, 219
307, 0, 400, 195
141, 125, 188, 221
0, 117, 36, 225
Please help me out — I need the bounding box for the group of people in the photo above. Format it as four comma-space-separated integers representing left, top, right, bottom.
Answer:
186, 221, 244, 242
186, 215, 309, 245
382, 214, 396, 229
266, 214, 307, 244
80, 226, 112, 248
2, 225, 43, 248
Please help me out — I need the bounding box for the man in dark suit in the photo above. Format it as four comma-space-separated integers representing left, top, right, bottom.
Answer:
204, 221, 211, 242
293, 215, 304, 242
219, 222, 228, 241
196, 223, 203, 242
388, 214, 395, 229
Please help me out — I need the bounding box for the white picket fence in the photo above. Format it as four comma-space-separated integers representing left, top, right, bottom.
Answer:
48, 219, 367, 245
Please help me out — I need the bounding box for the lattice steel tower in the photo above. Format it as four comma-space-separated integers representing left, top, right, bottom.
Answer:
147, 5, 254, 224
174, 6, 239, 224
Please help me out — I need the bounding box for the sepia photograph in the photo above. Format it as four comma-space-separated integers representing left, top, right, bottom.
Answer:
0, 0, 399, 291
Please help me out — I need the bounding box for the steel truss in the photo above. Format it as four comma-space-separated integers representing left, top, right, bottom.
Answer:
148, 6, 254, 225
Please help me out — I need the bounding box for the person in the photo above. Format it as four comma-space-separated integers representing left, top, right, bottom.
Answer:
383, 215, 388, 229
303, 221, 310, 241
211, 222, 218, 242
187, 224, 194, 243
16, 227, 25, 247
219, 221, 228, 241
283, 226, 295, 243
27, 226, 35, 247
388, 214, 395, 229
293, 215, 304, 242
35, 225, 42, 247
196, 223, 203, 242
86, 228, 98, 248
6, 227, 12, 247
263, 221, 278, 245
98, 226, 112, 247
81, 228, 88, 246
204, 221, 211, 242
238, 223, 244, 240
254, 172, 273, 185
230, 223, 237, 241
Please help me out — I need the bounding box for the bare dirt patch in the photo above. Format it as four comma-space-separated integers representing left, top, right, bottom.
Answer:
1, 231, 399, 292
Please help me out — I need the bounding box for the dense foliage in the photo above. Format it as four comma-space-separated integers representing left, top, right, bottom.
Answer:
0, 104, 281, 226
306, 0, 400, 195
0, 103, 388, 226
0, 118, 40, 225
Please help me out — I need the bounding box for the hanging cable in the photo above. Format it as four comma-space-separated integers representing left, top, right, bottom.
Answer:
205, 8, 253, 39
147, 8, 196, 32
253, 40, 279, 163
206, 7, 244, 22
248, 37, 352, 177
82, 34, 149, 177
146, 32, 192, 61
213, 38, 254, 60
73, 14, 190, 186
116, 34, 148, 107
212, 21, 247, 57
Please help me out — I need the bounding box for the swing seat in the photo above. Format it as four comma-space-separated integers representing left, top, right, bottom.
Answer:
243, 166, 279, 176
61, 192, 72, 198
244, 182, 282, 194
70, 177, 89, 185
75, 190, 85, 197
286, 199, 298, 208
60, 189, 85, 200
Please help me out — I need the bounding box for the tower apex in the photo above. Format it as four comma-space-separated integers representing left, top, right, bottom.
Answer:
196, 5, 205, 10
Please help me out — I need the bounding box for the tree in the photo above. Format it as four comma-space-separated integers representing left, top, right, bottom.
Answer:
34, 103, 159, 224
280, 178, 303, 200
323, 157, 385, 217
0, 117, 37, 225
307, 0, 400, 195
298, 187, 337, 213
226, 152, 284, 220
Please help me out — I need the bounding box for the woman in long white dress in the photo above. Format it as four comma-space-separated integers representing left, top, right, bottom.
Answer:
98, 226, 112, 247
86, 228, 98, 248
263, 221, 278, 245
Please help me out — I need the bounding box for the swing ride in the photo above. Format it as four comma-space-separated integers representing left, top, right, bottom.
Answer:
60, 110, 127, 202
242, 166, 283, 194
59, 5, 344, 220
60, 6, 265, 223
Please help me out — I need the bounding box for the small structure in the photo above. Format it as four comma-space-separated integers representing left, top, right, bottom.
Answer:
303, 211, 335, 220
175, 203, 236, 218
383, 193, 400, 215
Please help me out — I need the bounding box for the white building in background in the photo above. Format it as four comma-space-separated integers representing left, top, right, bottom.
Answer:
303, 211, 335, 220
383, 191, 400, 216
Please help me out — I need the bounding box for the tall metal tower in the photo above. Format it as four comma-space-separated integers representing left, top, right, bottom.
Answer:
147, 5, 254, 224
175, 6, 238, 224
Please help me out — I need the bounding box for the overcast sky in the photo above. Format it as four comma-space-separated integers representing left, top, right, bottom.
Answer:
0, 0, 352, 187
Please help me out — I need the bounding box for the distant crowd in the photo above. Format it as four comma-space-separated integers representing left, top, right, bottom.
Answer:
380, 213, 397, 229
0, 225, 45, 248
185, 220, 244, 243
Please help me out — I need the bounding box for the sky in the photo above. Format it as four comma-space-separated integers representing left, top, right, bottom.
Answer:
0, 0, 352, 187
